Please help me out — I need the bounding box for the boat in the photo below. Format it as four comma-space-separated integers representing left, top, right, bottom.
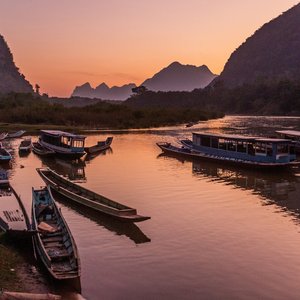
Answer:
19, 138, 32, 152
6, 130, 26, 139
0, 171, 30, 233
32, 141, 55, 157
276, 130, 300, 153
157, 132, 299, 168
0, 292, 61, 300
0, 143, 12, 163
39, 130, 86, 159
0, 132, 8, 141
84, 137, 113, 154
31, 186, 81, 283
37, 168, 151, 222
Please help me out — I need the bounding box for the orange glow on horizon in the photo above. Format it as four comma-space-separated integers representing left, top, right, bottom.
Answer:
0, 0, 299, 97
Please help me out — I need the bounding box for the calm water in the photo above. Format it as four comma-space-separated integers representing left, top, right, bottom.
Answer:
2, 116, 300, 300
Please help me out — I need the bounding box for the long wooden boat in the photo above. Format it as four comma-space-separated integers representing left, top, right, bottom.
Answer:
84, 137, 113, 154
31, 186, 81, 283
7, 130, 26, 139
19, 138, 32, 152
0, 173, 30, 233
0, 143, 12, 162
157, 132, 300, 169
37, 168, 150, 222
0, 132, 8, 141
39, 130, 86, 159
32, 142, 55, 157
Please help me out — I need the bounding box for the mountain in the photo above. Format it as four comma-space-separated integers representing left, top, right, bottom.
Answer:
142, 62, 217, 91
72, 82, 136, 100
217, 4, 300, 87
0, 34, 33, 94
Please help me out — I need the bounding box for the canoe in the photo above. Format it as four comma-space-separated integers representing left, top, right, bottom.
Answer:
0, 175, 30, 233
0, 292, 61, 300
0, 143, 12, 162
84, 137, 113, 154
37, 168, 151, 222
32, 142, 55, 157
0, 132, 8, 141
31, 186, 81, 283
19, 138, 32, 152
7, 130, 26, 139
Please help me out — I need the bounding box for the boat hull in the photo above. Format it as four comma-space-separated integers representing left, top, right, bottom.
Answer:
37, 168, 150, 222
157, 142, 300, 169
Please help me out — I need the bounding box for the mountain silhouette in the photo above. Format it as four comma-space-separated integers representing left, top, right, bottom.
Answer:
216, 3, 300, 87
142, 61, 217, 92
0, 34, 33, 94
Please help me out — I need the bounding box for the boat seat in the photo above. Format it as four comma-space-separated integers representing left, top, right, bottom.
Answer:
42, 236, 63, 243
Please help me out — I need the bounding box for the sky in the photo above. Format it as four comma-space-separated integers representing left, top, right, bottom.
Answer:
0, 0, 299, 97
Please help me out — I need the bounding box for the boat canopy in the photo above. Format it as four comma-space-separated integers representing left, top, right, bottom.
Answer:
276, 130, 300, 138
41, 130, 86, 140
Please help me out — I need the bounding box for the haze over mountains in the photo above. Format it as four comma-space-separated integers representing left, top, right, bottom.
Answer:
71, 62, 217, 100
0, 35, 33, 94
216, 3, 300, 87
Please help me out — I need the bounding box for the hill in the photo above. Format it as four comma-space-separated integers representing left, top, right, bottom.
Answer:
217, 4, 300, 87
142, 61, 217, 91
0, 35, 33, 94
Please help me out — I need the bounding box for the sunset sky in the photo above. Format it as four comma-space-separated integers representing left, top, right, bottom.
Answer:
0, 0, 299, 97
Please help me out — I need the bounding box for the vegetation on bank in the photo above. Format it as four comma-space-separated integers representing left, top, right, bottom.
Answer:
126, 79, 300, 115
0, 234, 24, 291
0, 93, 223, 129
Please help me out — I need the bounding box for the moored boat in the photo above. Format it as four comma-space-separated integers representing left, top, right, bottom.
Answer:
37, 168, 151, 222
0, 132, 8, 141
32, 142, 55, 157
6, 130, 26, 139
39, 130, 86, 159
19, 138, 32, 152
276, 130, 300, 153
0, 171, 30, 233
0, 143, 12, 163
84, 137, 113, 154
31, 186, 81, 283
157, 132, 299, 168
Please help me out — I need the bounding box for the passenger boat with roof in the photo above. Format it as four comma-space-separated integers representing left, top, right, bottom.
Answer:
37, 167, 151, 222
31, 186, 81, 285
157, 132, 299, 168
276, 130, 300, 153
39, 130, 86, 159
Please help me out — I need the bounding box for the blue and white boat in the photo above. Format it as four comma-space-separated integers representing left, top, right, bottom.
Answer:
39, 130, 86, 159
157, 132, 299, 169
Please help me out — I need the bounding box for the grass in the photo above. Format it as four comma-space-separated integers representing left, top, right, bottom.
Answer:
0, 233, 24, 292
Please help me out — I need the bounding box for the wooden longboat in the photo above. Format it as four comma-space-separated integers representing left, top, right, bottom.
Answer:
0, 143, 12, 163
0, 132, 8, 141
37, 168, 151, 222
31, 186, 81, 285
157, 141, 300, 169
84, 137, 113, 154
32, 142, 55, 157
7, 130, 26, 139
19, 138, 32, 152
0, 175, 30, 234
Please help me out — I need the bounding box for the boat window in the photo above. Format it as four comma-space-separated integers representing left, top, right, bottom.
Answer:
255, 142, 267, 155
247, 143, 255, 155
266, 143, 273, 156
237, 141, 247, 153
73, 140, 84, 148
201, 136, 210, 147
218, 139, 226, 150
290, 145, 295, 155
211, 138, 218, 148
61, 136, 72, 148
277, 144, 289, 154
226, 140, 237, 152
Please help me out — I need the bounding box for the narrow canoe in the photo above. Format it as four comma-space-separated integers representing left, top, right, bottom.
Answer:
0, 143, 12, 162
7, 130, 26, 138
37, 167, 150, 222
0, 133, 8, 141
19, 138, 32, 152
32, 142, 55, 157
84, 137, 113, 154
31, 186, 81, 284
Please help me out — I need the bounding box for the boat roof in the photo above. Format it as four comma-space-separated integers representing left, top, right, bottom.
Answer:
276, 130, 300, 137
192, 132, 290, 143
41, 130, 86, 139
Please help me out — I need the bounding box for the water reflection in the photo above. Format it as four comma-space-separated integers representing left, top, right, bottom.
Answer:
52, 190, 151, 245
84, 147, 113, 163
192, 159, 300, 220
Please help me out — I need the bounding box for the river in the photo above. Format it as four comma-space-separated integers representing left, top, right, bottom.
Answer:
2, 116, 300, 300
